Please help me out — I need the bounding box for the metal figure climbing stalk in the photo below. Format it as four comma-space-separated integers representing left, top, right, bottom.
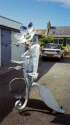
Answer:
9, 22, 65, 114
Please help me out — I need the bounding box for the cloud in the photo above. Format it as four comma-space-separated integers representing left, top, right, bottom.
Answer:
37, 0, 70, 7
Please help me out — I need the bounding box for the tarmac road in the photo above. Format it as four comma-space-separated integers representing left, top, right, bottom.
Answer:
0, 56, 70, 125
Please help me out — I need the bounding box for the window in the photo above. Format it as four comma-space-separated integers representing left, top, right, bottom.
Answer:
33, 36, 36, 42
67, 39, 70, 44
44, 44, 60, 49
59, 39, 63, 44
54, 39, 58, 44
53, 31, 55, 34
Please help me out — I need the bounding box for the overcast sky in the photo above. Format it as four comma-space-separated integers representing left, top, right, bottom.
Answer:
0, 0, 70, 29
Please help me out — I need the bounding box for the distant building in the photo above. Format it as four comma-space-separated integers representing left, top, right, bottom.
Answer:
0, 16, 39, 66
36, 21, 70, 45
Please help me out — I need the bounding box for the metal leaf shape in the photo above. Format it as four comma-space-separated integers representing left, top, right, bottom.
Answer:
32, 82, 65, 113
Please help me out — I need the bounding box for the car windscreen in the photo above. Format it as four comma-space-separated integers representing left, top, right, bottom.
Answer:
44, 44, 60, 49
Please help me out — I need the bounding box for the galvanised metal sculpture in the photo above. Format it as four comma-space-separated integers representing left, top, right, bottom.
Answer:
9, 22, 65, 113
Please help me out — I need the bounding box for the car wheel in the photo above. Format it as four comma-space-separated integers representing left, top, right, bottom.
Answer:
42, 57, 45, 61
58, 58, 61, 61
61, 54, 63, 58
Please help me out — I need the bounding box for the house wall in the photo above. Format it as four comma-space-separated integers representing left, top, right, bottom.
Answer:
11, 31, 25, 61
0, 28, 1, 66
36, 35, 38, 42
0, 30, 38, 66
54, 37, 70, 46
25, 35, 39, 51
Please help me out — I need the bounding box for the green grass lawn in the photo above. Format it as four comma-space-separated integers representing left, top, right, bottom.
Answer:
62, 46, 70, 51
40, 45, 44, 50
62, 45, 70, 56
62, 46, 65, 50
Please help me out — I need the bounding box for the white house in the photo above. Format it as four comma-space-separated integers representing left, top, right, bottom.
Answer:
0, 16, 39, 66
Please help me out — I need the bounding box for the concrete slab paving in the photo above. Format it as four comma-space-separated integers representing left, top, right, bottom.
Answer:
0, 56, 70, 125
30, 63, 70, 114
0, 63, 20, 76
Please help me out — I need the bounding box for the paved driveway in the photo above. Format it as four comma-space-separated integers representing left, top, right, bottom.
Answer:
0, 56, 70, 125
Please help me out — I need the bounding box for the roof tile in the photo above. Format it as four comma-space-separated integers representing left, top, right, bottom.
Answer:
48, 27, 70, 35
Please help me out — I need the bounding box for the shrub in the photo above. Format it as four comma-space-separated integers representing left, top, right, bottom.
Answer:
39, 35, 54, 44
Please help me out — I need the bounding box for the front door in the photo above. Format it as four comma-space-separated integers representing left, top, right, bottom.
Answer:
1, 29, 11, 66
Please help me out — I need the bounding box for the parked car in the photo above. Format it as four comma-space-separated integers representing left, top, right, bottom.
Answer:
41, 43, 64, 60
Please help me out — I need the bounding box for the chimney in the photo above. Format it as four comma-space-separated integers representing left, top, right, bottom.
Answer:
47, 21, 51, 29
